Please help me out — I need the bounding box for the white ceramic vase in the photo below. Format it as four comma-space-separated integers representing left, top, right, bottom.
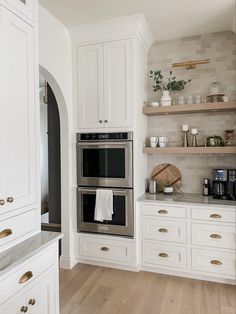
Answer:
161, 90, 172, 106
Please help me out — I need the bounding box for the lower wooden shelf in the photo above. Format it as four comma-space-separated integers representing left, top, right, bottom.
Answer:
143, 146, 236, 154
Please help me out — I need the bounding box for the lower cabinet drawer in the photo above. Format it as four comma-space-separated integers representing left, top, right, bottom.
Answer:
191, 207, 236, 223
192, 249, 236, 277
0, 246, 55, 305
142, 218, 187, 243
79, 236, 133, 263
0, 209, 37, 248
192, 223, 236, 250
142, 241, 187, 269
141, 204, 186, 219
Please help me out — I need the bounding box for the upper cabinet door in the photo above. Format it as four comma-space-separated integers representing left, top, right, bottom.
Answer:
0, 7, 36, 213
104, 39, 132, 127
4, 0, 34, 21
77, 44, 104, 129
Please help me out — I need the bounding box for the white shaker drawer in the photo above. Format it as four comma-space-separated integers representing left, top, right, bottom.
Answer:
0, 209, 37, 248
142, 218, 187, 243
79, 236, 133, 263
142, 241, 187, 269
141, 204, 186, 219
192, 223, 236, 250
191, 207, 236, 223
0, 246, 55, 305
192, 249, 236, 277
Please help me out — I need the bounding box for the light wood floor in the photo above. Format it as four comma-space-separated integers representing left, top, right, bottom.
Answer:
60, 264, 236, 314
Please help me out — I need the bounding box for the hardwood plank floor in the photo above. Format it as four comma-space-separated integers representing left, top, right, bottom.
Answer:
60, 264, 236, 314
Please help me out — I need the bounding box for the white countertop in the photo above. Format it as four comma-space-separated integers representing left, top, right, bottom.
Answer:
0, 231, 63, 276
138, 193, 236, 207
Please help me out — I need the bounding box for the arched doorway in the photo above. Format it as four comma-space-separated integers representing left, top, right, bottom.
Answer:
39, 65, 72, 266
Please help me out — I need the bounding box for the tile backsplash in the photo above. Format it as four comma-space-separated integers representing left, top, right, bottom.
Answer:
147, 31, 236, 194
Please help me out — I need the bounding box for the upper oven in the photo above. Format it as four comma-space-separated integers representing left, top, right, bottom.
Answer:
77, 132, 133, 188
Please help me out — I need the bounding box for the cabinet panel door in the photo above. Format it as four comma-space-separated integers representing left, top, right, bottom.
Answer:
104, 40, 132, 127
1, 8, 36, 213
77, 44, 104, 129
26, 269, 55, 314
4, 0, 34, 21
0, 295, 26, 314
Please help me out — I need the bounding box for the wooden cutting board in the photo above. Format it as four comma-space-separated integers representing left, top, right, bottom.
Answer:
151, 163, 181, 192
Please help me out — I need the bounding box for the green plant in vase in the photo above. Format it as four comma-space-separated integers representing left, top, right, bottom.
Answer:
150, 70, 191, 106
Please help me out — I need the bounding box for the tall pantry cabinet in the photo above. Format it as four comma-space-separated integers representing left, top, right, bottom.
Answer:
0, 0, 39, 252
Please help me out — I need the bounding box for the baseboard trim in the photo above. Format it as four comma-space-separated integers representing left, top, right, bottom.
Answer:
60, 255, 77, 270
76, 258, 139, 272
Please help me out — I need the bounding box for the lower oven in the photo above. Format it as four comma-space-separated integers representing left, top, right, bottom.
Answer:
77, 187, 133, 237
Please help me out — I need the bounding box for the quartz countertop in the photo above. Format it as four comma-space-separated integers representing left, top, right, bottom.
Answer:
138, 193, 236, 207
0, 231, 63, 276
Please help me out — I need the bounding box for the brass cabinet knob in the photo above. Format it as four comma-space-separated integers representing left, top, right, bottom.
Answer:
0, 199, 5, 206
21, 306, 28, 313
7, 196, 14, 203
29, 299, 36, 306
99, 120, 103, 123
100, 247, 109, 252
159, 252, 169, 258
0, 229, 12, 239
210, 260, 222, 266
104, 120, 108, 123
19, 271, 33, 284
158, 228, 168, 233
158, 210, 168, 214
210, 234, 222, 239
210, 214, 221, 219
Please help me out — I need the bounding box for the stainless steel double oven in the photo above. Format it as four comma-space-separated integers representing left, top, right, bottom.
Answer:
77, 132, 134, 237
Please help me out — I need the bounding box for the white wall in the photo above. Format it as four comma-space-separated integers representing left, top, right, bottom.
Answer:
38, 5, 76, 268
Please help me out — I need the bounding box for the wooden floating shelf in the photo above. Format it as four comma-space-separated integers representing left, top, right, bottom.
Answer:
144, 146, 236, 154
143, 101, 236, 116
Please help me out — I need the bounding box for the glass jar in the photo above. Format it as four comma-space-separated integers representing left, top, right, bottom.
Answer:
209, 80, 225, 95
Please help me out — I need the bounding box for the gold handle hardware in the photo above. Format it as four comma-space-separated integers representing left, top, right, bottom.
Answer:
99, 120, 103, 123
29, 299, 36, 306
210, 234, 222, 239
210, 214, 222, 219
158, 228, 168, 233
104, 120, 108, 123
7, 196, 14, 203
0, 229, 12, 239
210, 260, 222, 266
21, 306, 28, 313
0, 199, 5, 206
158, 210, 168, 214
159, 252, 169, 258
19, 271, 33, 284
100, 247, 109, 252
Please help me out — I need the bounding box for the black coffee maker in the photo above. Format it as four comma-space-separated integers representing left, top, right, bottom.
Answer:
212, 169, 236, 200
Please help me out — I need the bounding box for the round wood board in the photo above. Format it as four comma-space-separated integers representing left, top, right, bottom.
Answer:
151, 163, 181, 192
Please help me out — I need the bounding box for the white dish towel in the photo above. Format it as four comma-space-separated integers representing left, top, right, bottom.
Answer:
94, 189, 113, 222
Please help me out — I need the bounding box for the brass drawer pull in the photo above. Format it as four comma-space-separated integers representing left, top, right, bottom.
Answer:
0, 199, 5, 206
29, 299, 36, 306
0, 229, 12, 239
99, 120, 103, 123
210, 260, 222, 266
210, 214, 222, 219
19, 271, 33, 284
100, 247, 109, 252
210, 234, 222, 239
104, 120, 108, 123
158, 228, 168, 233
7, 196, 14, 203
158, 210, 168, 214
159, 252, 169, 258
21, 306, 28, 313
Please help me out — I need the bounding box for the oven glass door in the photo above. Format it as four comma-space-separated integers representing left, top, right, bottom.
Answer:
77, 188, 133, 237
77, 142, 133, 188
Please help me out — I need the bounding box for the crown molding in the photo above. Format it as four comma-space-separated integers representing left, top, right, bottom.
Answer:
70, 14, 154, 52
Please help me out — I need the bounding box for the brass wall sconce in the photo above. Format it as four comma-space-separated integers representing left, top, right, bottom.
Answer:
172, 59, 210, 70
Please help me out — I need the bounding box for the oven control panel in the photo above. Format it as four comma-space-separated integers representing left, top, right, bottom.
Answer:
77, 132, 133, 141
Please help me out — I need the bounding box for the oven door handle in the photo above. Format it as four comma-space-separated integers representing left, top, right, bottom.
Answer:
77, 142, 131, 146
77, 188, 130, 195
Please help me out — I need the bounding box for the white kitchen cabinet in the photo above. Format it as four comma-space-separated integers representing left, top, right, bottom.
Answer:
3, 0, 34, 22
76, 39, 132, 129
0, 6, 36, 215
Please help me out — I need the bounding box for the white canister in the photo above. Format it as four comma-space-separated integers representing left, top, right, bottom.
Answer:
150, 136, 158, 147
158, 136, 168, 147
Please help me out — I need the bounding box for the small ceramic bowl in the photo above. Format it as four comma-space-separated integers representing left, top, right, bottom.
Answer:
164, 187, 174, 194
